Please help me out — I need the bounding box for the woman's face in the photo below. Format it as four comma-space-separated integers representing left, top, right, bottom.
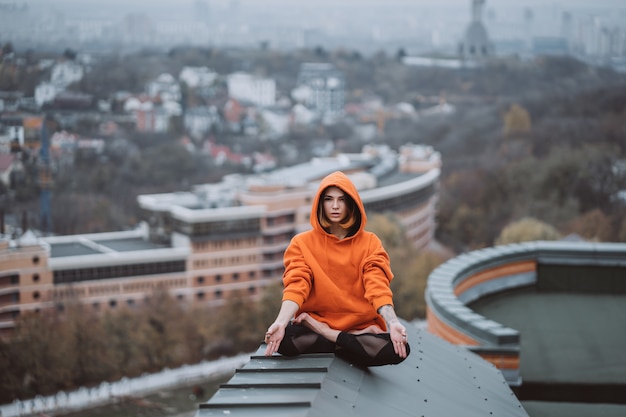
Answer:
323, 186, 347, 224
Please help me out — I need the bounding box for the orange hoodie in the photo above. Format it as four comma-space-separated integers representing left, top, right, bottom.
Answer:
282, 171, 394, 332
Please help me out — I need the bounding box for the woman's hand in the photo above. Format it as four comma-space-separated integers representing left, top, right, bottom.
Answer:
264, 321, 286, 356
378, 304, 409, 358
264, 300, 300, 356
388, 319, 409, 358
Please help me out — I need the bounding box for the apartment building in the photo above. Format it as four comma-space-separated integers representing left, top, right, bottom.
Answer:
0, 144, 441, 336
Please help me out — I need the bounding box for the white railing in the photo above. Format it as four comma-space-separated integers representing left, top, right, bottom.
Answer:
0, 353, 250, 417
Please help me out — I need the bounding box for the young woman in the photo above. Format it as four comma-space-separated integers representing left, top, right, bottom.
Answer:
264, 171, 409, 366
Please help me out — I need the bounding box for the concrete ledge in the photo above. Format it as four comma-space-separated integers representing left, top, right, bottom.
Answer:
425, 240, 626, 386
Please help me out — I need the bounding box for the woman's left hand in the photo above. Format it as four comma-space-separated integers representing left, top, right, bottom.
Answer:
388, 320, 409, 358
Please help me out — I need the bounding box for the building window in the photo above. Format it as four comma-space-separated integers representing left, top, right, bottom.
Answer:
32, 255, 40, 264
233, 273, 239, 281
215, 275, 222, 282
248, 286, 256, 294
32, 274, 40, 282
197, 276, 205, 284
177, 294, 184, 301
215, 289, 222, 298
197, 291, 205, 300
109, 300, 117, 308
249, 271, 255, 279
127, 299, 135, 306
33, 291, 40, 299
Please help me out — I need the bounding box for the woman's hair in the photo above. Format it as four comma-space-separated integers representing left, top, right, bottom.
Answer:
318, 187, 361, 235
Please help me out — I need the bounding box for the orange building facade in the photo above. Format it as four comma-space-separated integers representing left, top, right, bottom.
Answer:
0, 144, 441, 337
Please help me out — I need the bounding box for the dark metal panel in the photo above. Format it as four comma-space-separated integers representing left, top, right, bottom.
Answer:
204, 386, 319, 407
197, 322, 529, 417
197, 406, 311, 417
226, 370, 326, 387
243, 354, 333, 371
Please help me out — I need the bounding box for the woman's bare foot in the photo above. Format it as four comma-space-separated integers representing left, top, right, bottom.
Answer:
348, 324, 384, 335
293, 313, 340, 342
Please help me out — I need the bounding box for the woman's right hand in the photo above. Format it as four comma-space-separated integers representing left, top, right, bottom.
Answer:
264, 321, 286, 356
264, 300, 300, 356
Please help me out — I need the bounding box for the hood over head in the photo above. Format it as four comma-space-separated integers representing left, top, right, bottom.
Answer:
310, 171, 366, 237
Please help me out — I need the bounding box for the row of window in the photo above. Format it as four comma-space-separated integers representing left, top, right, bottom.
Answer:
57, 286, 260, 312
53, 287, 86, 299
193, 254, 258, 269
196, 271, 256, 285
265, 214, 295, 227
177, 218, 261, 237
263, 232, 293, 245
53, 260, 186, 284
0, 292, 19, 306
123, 278, 186, 292
0, 274, 19, 287
364, 183, 436, 213
193, 237, 259, 252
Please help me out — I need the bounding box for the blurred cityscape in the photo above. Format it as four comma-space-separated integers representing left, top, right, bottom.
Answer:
0, 0, 625, 69
1, 2, 626, 417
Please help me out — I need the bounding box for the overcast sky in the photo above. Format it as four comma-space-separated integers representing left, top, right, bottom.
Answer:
8, 0, 625, 54
22, 0, 626, 9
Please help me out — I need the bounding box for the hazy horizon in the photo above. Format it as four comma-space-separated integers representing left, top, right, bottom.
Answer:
3, 0, 625, 55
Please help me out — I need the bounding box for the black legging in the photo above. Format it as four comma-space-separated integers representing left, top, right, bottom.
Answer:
276, 323, 410, 367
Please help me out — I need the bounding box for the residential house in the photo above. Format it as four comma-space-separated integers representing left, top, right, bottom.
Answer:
294, 63, 345, 121
222, 98, 246, 133
35, 82, 58, 108
179, 66, 218, 88
0, 124, 23, 153
184, 106, 221, 140
0, 153, 15, 186
0, 91, 23, 112
146, 73, 181, 102
135, 102, 171, 133
125, 95, 179, 134
259, 108, 290, 139
50, 60, 84, 89
227, 72, 276, 107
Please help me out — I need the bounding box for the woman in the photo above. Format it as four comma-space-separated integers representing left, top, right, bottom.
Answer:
264, 171, 409, 366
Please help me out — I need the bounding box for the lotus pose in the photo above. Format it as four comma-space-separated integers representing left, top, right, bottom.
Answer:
264, 171, 409, 366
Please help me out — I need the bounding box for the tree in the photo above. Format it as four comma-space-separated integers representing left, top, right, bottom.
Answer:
63, 48, 77, 60
135, 289, 187, 371
5, 310, 73, 399
208, 290, 266, 358
619, 215, 626, 242
366, 212, 405, 249
102, 309, 144, 378
366, 213, 447, 320
392, 250, 445, 320
503, 103, 531, 138
60, 303, 113, 387
495, 217, 561, 245
566, 209, 613, 242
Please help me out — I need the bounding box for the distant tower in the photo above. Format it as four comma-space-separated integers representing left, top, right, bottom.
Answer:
561, 11, 574, 52
39, 115, 53, 235
524, 7, 534, 54
458, 0, 494, 60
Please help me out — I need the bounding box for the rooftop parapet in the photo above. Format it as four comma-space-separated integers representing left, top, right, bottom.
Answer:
426, 240, 626, 386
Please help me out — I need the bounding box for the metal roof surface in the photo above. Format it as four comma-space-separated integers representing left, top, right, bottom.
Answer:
196, 322, 528, 417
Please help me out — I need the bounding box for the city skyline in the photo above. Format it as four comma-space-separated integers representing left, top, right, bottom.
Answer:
2, 0, 625, 57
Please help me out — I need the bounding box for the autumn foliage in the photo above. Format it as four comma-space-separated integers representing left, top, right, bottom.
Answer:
0, 287, 281, 404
